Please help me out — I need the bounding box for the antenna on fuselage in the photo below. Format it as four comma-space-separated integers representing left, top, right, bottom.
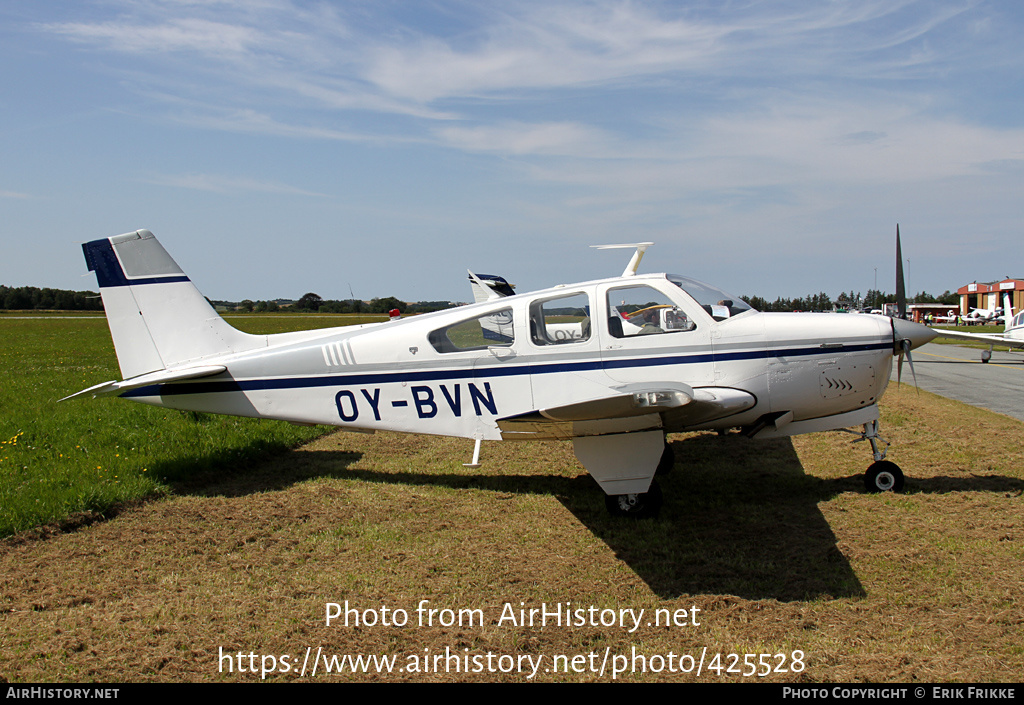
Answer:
591, 242, 654, 277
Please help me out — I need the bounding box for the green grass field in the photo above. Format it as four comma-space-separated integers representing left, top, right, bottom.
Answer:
0, 314, 385, 537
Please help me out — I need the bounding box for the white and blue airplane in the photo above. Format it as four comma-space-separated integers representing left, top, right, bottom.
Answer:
65, 229, 935, 516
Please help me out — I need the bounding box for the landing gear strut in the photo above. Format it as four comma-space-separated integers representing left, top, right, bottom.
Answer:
850, 420, 905, 493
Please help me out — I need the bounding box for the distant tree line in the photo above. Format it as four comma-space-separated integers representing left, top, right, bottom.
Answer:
229, 293, 456, 315
0, 285, 103, 311
741, 289, 958, 312
405, 300, 458, 314
742, 292, 835, 312
291, 293, 406, 314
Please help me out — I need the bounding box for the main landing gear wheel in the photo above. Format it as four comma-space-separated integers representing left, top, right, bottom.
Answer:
655, 442, 675, 476
605, 480, 663, 518
864, 460, 905, 493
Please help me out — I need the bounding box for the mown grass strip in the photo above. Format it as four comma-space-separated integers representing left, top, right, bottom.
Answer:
0, 315, 382, 536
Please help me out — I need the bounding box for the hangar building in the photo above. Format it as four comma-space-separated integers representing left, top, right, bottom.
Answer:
958, 279, 1024, 316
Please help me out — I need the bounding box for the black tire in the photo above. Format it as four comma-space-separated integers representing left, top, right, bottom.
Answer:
655, 441, 675, 476
605, 480, 663, 518
864, 460, 905, 493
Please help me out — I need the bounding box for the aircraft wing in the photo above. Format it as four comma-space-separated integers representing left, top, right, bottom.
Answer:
497, 383, 756, 439
929, 328, 1024, 348
60, 365, 228, 401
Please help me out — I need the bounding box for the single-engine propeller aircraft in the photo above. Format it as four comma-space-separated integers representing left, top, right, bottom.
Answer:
65, 229, 935, 516
963, 307, 1002, 324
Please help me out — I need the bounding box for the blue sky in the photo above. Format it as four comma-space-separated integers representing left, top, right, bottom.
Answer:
3, 1, 1023, 303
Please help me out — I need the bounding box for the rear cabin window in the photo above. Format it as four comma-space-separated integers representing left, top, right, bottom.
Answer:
529, 293, 591, 345
428, 308, 514, 353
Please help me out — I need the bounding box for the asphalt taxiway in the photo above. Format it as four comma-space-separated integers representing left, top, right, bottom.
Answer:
890, 342, 1024, 422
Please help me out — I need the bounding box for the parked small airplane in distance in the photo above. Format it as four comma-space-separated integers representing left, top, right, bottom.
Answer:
963, 307, 1003, 324
930, 293, 1023, 362
66, 229, 935, 516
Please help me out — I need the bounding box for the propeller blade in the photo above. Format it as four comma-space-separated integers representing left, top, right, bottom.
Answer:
904, 339, 920, 393
895, 224, 906, 319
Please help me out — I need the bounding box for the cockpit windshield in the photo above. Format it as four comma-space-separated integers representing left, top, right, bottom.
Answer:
668, 275, 754, 321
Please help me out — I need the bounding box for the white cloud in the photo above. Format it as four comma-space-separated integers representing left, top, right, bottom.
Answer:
39, 0, 990, 120
436, 121, 613, 156
360, 1, 978, 102
142, 172, 327, 196
36, 1, 1021, 181
164, 105, 424, 143
362, 6, 727, 103
45, 17, 265, 57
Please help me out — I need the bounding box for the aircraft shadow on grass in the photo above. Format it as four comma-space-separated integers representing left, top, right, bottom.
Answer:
163, 446, 366, 497
167, 431, 1020, 602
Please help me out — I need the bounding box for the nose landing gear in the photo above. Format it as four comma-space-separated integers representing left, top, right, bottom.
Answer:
850, 419, 905, 493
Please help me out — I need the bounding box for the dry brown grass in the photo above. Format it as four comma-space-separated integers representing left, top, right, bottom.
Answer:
1, 390, 1021, 682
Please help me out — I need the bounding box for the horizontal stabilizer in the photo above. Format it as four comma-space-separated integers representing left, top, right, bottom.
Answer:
60, 365, 227, 401
467, 271, 515, 302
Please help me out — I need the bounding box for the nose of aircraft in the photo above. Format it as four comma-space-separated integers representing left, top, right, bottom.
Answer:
891, 317, 937, 352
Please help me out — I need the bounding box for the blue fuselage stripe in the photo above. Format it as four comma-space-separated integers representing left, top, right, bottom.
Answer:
120, 341, 892, 398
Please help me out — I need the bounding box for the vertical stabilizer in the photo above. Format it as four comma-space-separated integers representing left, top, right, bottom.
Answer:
83, 230, 262, 379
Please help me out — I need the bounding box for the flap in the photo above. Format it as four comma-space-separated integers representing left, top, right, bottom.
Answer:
536, 382, 695, 422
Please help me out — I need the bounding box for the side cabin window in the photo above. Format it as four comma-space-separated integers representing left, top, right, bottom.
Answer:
529, 293, 591, 345
428, 308, 514, 353
606, 285, 695, 339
